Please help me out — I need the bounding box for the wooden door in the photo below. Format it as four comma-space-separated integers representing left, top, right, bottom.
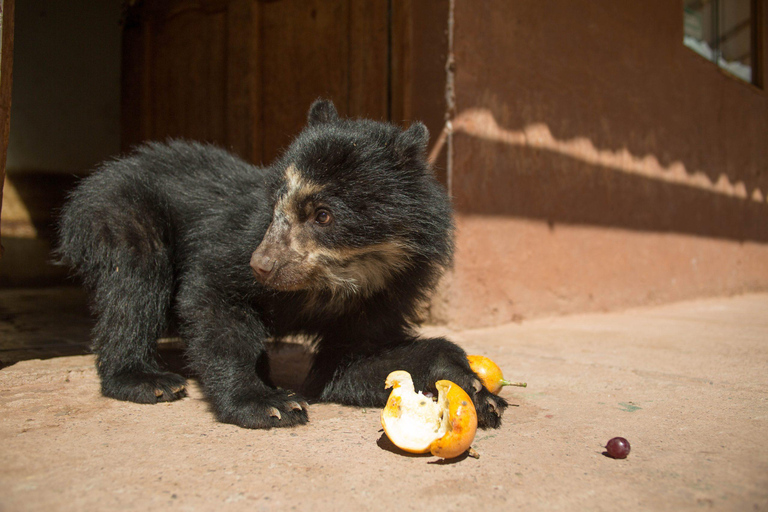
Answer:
121, 0, 448, 168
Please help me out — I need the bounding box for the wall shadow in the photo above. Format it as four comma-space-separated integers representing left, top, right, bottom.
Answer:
452, 134, 768, 243
453, 0, 768, 204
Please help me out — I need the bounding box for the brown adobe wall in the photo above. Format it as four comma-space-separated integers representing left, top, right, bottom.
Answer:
431, 0, 768, 326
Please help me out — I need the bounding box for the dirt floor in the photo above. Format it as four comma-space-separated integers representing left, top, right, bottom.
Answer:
1, 288, 767, 511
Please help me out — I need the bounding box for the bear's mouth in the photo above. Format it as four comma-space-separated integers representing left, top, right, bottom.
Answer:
250, 256, 312, 291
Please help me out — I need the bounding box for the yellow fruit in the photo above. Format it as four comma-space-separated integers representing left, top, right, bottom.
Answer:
467, 355, 527, 394
429, 380, 479, 459
380, 370, 477, 459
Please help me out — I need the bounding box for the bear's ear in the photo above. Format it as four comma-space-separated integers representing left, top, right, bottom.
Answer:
307, 99, 339, 127
394, 122, 429, 162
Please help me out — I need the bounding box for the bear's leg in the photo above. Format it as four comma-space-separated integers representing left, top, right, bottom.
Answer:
91, 262, 187, 404
179, 289, 309, 429
310, 337, 508, 429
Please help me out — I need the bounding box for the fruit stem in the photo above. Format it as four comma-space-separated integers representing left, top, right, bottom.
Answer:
501, 379, 527, 388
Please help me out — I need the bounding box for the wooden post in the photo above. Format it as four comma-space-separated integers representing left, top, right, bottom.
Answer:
0, 0, 16, 259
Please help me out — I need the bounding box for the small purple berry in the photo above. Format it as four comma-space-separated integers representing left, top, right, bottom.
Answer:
605, 437, 631, 459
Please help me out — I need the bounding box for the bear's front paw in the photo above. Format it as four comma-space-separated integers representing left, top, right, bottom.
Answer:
215, 388, 309, 429
473, 387, 508, 429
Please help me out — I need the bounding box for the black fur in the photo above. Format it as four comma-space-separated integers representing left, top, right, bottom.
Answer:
56, 100, 508, 429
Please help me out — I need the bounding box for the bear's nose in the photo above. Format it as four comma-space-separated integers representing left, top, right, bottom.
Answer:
250, 252, 276, 280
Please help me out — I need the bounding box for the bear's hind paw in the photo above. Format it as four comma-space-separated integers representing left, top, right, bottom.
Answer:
101, 369, 188, 404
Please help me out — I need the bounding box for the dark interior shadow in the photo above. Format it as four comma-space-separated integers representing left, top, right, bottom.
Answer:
265, 340, 314, 391
118, 336, 314, 387
0, 287, 92, 368
2, 172, 80, 239
0, 173, 81, 288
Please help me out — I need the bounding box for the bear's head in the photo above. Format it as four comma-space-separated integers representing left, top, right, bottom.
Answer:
250, 100, 454, 307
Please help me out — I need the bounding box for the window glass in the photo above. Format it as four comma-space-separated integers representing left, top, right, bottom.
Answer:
684, 0, 754, 84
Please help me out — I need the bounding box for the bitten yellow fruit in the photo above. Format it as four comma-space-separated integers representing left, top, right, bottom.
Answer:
380, 370, 477, 459
467, 355, 527, 394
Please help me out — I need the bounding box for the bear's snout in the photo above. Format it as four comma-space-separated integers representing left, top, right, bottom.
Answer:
250, 251, 276, 280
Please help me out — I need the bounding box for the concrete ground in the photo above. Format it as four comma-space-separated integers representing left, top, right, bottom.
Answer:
0, 288, 766, 511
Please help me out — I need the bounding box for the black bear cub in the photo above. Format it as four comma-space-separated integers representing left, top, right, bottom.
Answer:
57, 100, 508, 429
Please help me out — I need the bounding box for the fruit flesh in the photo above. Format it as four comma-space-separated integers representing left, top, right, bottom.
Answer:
380, 371, 477, 458
380, 372, 444, 453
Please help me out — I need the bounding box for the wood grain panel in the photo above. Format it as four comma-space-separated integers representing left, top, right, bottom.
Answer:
152, 8, 227, 144
120, 0, 446, 168
348, 0, 389, 120
120, 12, 148, 151
226, 0, 261, 163
260, 0, 350, 162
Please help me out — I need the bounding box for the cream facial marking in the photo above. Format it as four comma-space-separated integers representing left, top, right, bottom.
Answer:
296, 240, 418, 316
309, 240, 416, 296
265, 165, 417, 302
274, 164, 324, 223
271, 164, 330, 260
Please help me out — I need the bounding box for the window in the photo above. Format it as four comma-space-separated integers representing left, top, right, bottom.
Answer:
684, 0, 761, 86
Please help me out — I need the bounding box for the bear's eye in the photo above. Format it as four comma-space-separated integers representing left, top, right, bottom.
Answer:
314, 208, 333, 226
